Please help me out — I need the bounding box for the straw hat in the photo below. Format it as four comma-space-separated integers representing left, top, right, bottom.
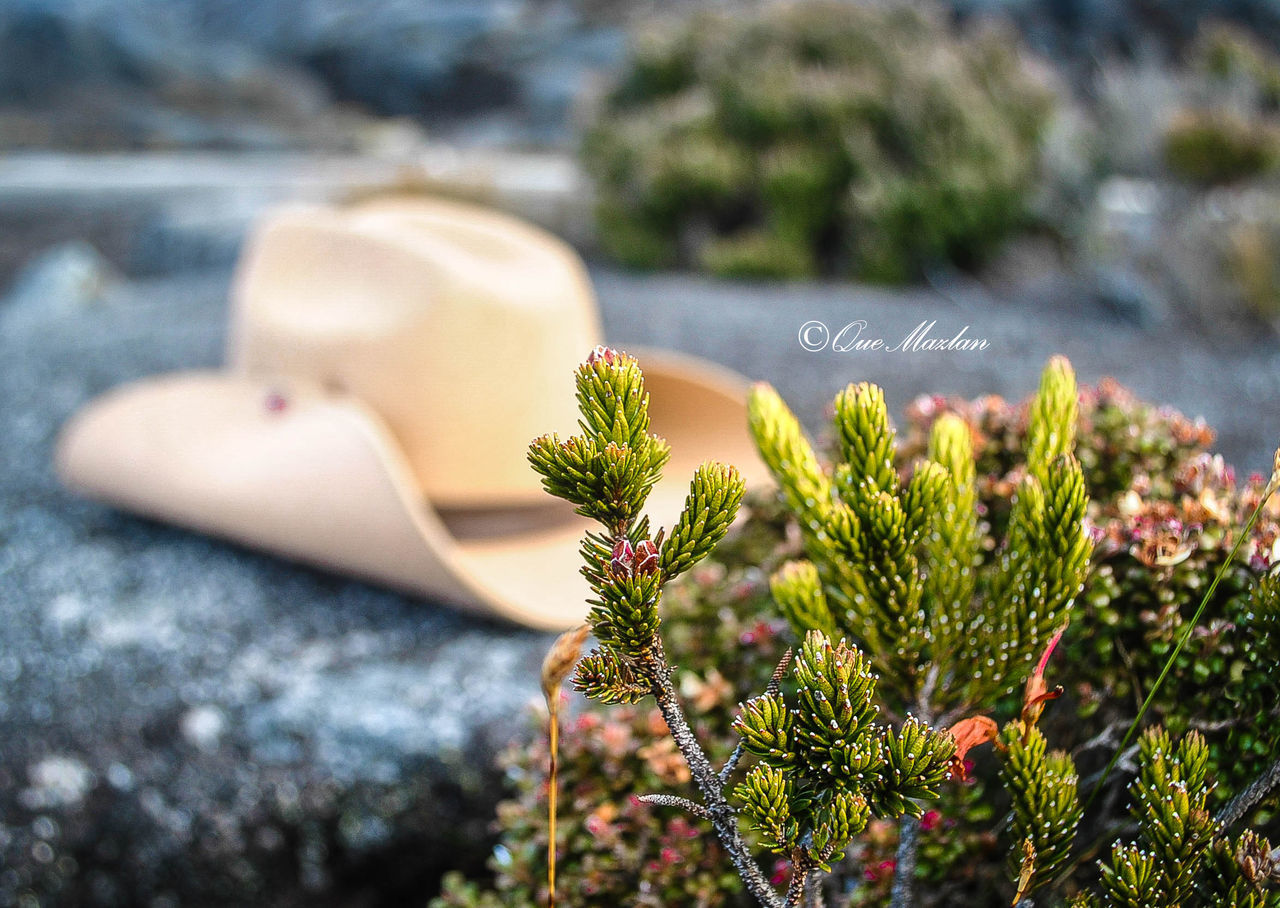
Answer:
55, 197, 767, 629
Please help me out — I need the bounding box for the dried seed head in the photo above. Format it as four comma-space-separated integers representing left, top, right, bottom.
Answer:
541, 624, 592, 704
1014, 837, 1037, 904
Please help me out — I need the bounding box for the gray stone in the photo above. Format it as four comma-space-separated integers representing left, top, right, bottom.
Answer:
591, 263, 1280, 477
0, 266, 552, 905
1, 241, 120, 328
128, 200, 256, 276
1088, 264, 1168, 327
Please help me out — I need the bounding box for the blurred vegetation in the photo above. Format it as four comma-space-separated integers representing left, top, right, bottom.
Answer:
1163, 24, 1280, 185
434, 376, 1280, 906
1228, 221, 1280, 320
1163, 109, 1277, 185
582, 1, 1054, 283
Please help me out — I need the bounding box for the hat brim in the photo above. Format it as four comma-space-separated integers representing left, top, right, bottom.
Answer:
55, 350, 770, 630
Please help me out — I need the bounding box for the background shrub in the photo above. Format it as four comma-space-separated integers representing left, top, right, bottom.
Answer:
1162, 24, 1280, 185
582, 1, 1054, 282
1163, 109, 1277, 185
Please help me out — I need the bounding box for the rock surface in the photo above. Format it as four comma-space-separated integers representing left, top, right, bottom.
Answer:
0, 265, 552, 907
0, 0, 632, 150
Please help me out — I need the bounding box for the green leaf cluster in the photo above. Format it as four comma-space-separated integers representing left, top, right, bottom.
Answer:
1201, 830, 1280, 907
528, 347, 745, 702
748, 357, 1093, 719
1073, 728, 1243, 908
528, 351, 670, 532
661, 463, 747, 581
731, 631, 955, 869
998, 720, 1083, 897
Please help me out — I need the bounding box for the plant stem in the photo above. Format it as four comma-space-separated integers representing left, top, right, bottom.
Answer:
784, 865, 812, 908
1216, 754, 1280, 829
805, 881, 827, 908
722, 648, 794, 786
637, 793, 713, 820
547, 700, 559, 908
890, 698, 935, 908
889, 814, 920, 908
647, 642, 785, 908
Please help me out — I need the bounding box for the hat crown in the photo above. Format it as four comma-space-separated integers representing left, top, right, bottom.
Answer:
228, 199, 602, 508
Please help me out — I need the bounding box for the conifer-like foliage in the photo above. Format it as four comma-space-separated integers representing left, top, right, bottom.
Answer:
750, 358, 1095, 902
1070, 725, 1279, 908
529, 347, 962, 907
996, 628, 1084, 903
1057, 564, 1280, 908
748, 357, 1093, 724
524, 349, 1280, 908
1000, 718, 1082, 898
443, 366, 1280, 908
732, 630, 956, 871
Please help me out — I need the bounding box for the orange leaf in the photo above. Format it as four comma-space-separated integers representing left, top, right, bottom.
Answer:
943, 715, 998, 781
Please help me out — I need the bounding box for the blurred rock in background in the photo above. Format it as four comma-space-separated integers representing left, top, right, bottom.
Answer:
5, 0, 1280, 152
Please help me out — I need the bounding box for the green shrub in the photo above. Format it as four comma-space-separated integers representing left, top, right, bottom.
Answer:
1162, 24, 1280, 185
436, 365, 1280, 907
699, 231, 815, 280
583, 2, 1053, 282
1163, 109, 1277, 185
1196, 24, 1280, 111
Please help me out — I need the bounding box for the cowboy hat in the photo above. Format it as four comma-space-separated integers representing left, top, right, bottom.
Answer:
55, 196, 767, 630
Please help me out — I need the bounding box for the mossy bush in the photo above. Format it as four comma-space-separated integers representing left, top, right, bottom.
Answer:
583, 2, 1054, 283
1163, 109, 1277, 185
1162, 24, 1280, 185
435, 370, 1280, 907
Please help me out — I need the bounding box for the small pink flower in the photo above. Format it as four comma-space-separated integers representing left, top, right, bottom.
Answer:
920, 810, 941, 832
771, 860, 790, 886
